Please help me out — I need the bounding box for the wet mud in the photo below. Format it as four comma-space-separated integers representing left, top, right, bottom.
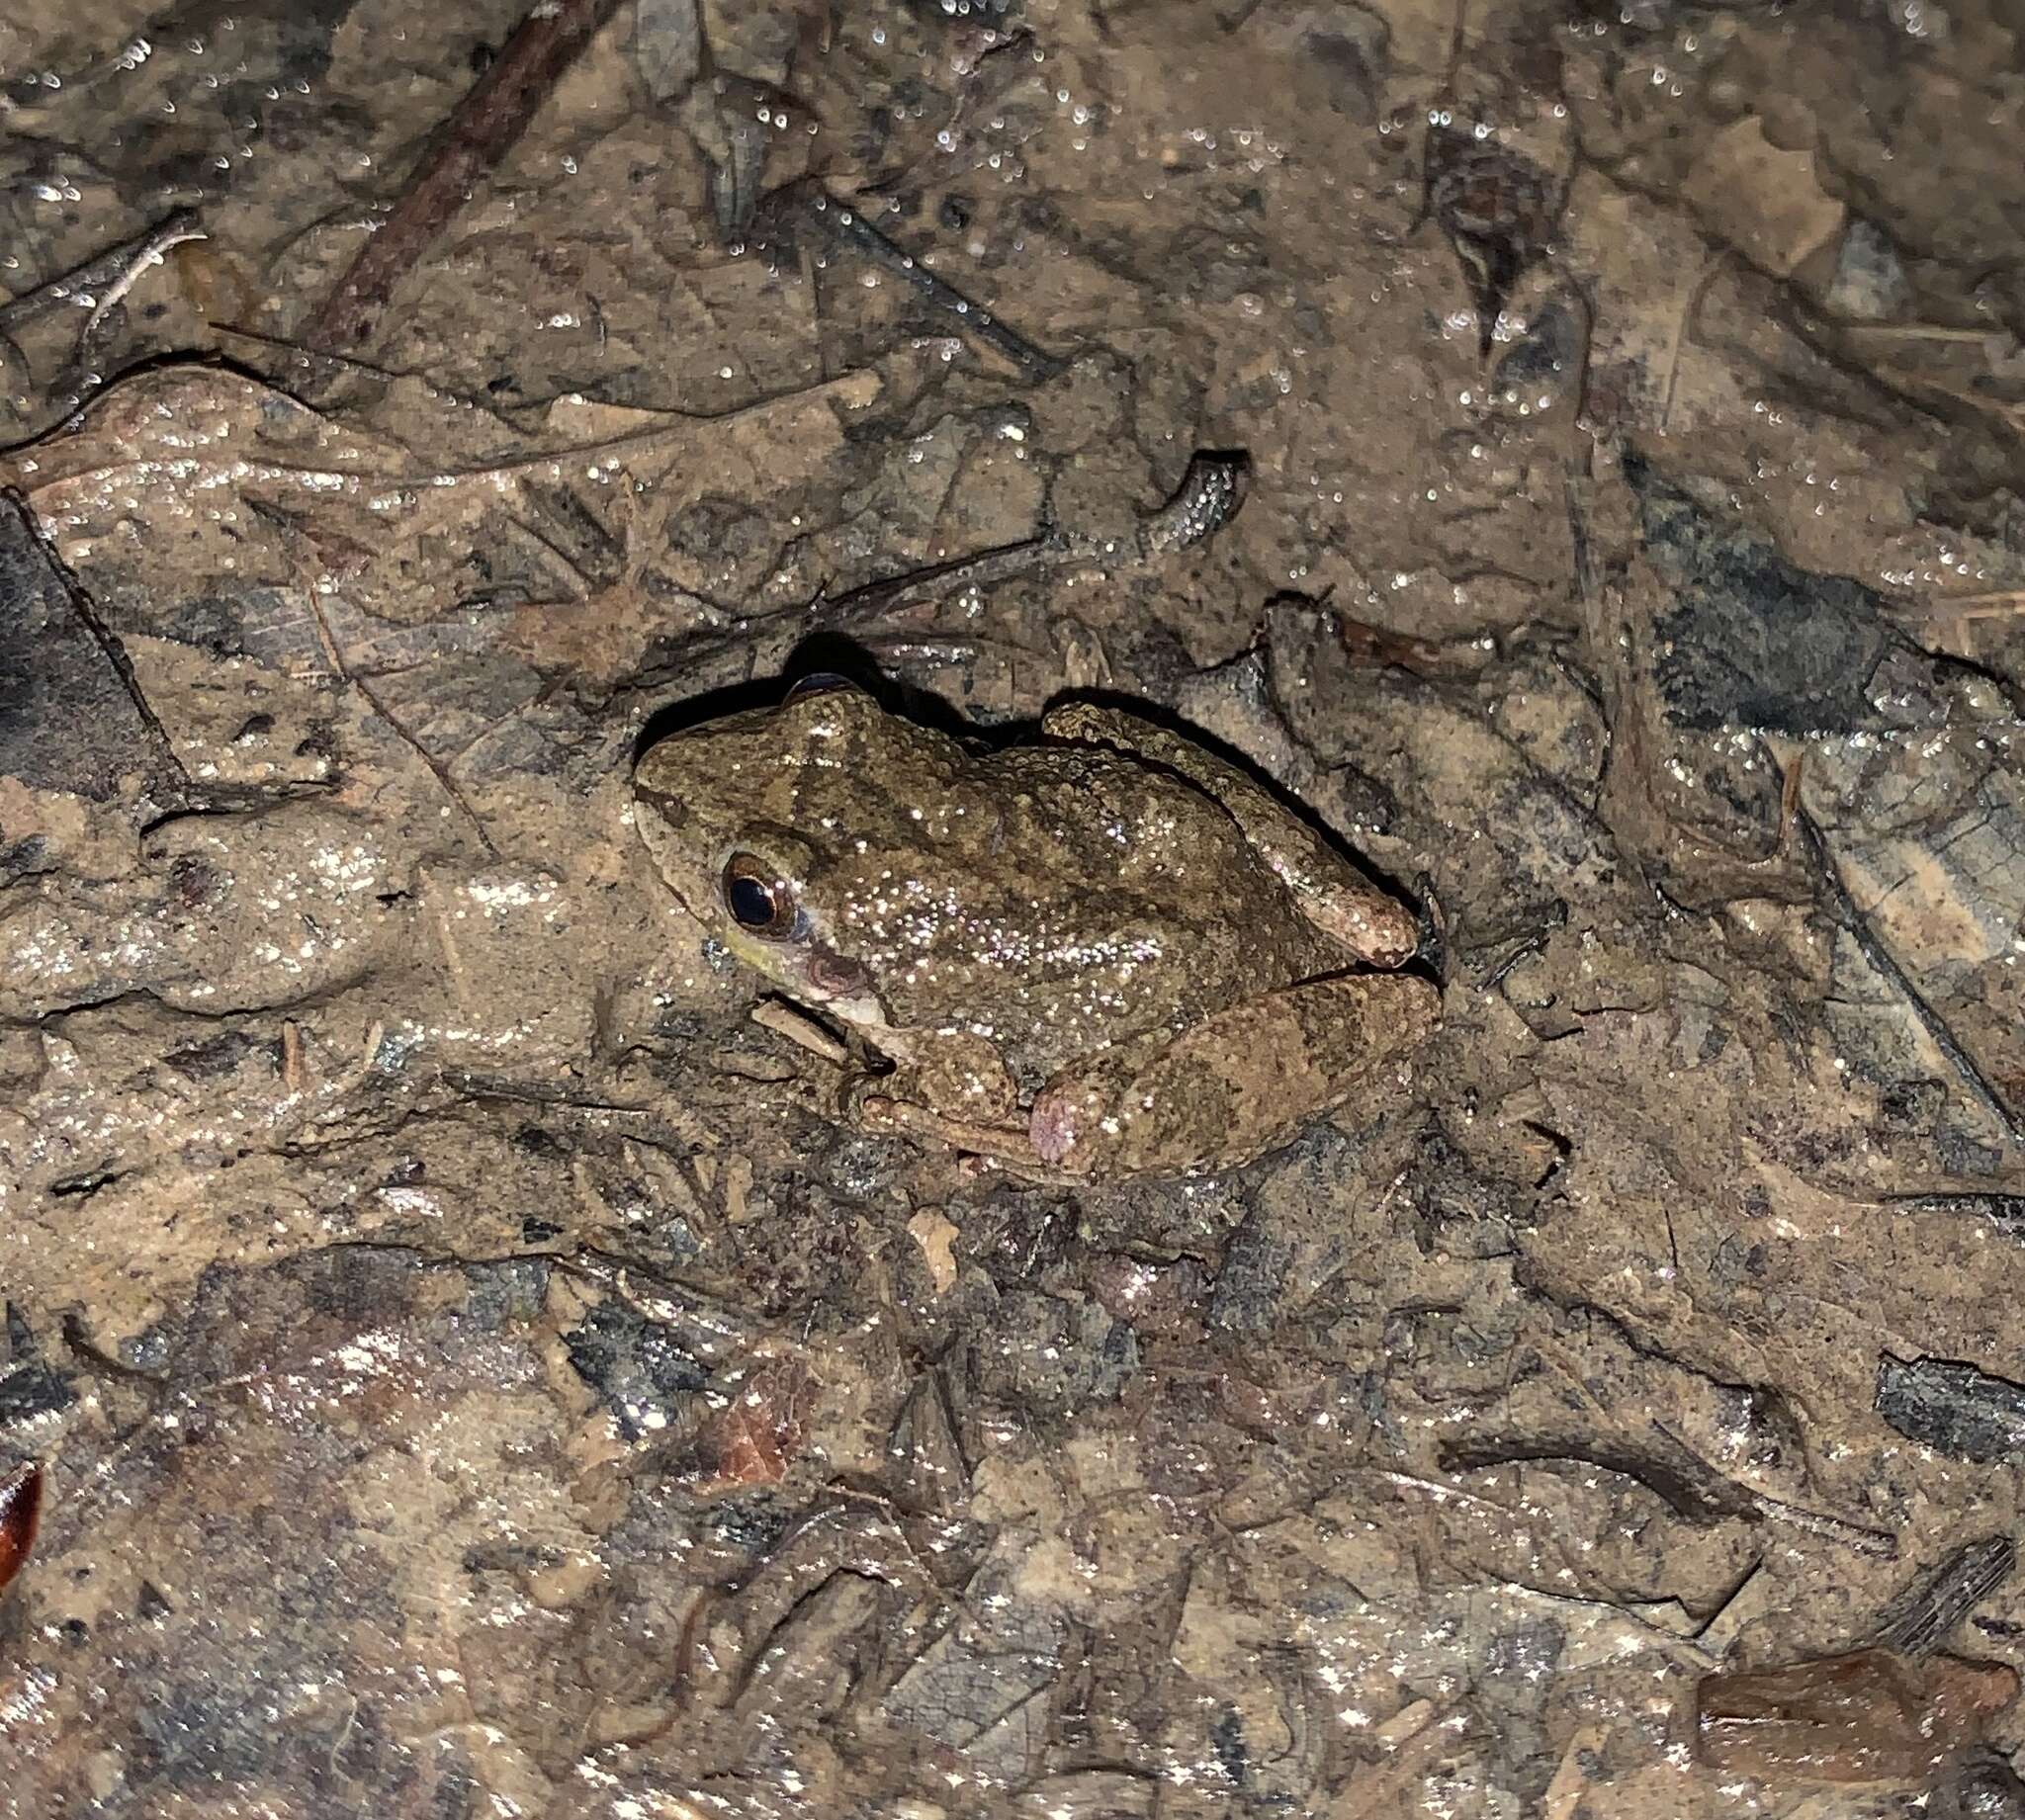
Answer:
3, 0, 2025, 1813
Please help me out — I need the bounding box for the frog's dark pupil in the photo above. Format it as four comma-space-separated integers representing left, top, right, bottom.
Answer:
727, 874, 776, 929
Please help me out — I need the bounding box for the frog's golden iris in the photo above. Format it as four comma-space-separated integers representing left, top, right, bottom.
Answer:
721, 852, 797, 939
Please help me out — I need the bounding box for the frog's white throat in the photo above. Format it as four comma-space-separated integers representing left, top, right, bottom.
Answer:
799, 985, 886, 1030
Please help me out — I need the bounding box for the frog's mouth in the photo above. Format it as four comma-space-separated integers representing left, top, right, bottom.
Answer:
721, 921, 889, 1034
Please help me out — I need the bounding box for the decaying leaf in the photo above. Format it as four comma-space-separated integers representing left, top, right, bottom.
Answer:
0, 1461, 43, 1597
679, 1357, 817, 1493
1426, 125, 1565, 358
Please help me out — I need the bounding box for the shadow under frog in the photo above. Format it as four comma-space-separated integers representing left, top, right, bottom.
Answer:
632, 674, 1441, 1180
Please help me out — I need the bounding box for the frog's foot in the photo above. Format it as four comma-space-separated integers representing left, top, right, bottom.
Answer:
1029, 971, 1442, 1178
853, 1094, 1085, 1184
837, 1036, 1048, 1171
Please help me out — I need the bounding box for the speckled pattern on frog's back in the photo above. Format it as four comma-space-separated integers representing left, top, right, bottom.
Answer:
799, 738, 1349, 1089
635, 687, 1354, 1090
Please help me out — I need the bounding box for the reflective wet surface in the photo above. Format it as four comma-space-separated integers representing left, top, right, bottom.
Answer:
3, 0, 2025, 1813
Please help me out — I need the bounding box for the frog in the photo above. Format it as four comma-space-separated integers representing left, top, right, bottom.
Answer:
632, 676, 1441, 1179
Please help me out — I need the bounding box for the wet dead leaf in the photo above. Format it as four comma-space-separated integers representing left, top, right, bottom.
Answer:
1681, 119, 1845, 280
2, 365, 879, 633
1694, 1647, 2019, 1783
680, 1357, 817, 1494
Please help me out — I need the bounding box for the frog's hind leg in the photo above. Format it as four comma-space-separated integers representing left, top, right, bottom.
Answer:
1042, 701, 1423, 968
1028, 972, 1442, 1177
853, 1094, 1084, 1184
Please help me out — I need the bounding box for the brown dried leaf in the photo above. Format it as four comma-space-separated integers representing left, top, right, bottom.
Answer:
1695, 1647, 2018, 1784
1680, 118, 1845, 281
681, 1358, 817, 1494
907, 1209, 959, 1295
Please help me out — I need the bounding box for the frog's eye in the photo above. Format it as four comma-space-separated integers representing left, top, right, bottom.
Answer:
784, 671, 856, 703
721, 852, 800, 940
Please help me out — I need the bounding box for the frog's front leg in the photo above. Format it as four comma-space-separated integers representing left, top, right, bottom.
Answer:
842, 1028, 1063, 1172
1028, 972, 1442, 1177
750, 1003, 1029, 1159
1042, 701, 1423, 967
851, 1093, 1067, 1179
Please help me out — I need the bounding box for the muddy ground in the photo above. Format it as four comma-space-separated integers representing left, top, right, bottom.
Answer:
3, 0, 2025, 1814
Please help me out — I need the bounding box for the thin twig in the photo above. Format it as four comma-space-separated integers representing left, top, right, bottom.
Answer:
1745, 1486, 1897, 1557
299, 586, 499, 857
81, 214, 208, 340
1364, 1467, 1520, 1519
211, 321, 408, 384
818, 451, 1248, 623
302, 0, 623, 354
1661, 251, 1727, 431
0, 210, 203, 335
822, 533, 1060, 622
28, 367, 876, 497
1840, 322, 2001, 345
1893, 589, 2025, 620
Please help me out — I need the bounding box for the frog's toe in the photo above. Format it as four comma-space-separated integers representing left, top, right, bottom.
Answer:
861, 1094, 1049, 1171
1028, 1083, 1103, 1171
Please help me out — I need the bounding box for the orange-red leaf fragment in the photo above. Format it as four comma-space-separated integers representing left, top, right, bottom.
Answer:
0, 1461, 43, 1596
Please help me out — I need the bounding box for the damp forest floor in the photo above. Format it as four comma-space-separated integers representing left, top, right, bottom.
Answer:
4, 0, 2025, 1815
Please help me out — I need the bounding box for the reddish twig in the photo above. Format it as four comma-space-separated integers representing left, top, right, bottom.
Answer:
303, 0, 622, 355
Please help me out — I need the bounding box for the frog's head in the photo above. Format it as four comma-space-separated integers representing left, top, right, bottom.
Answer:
633, 676, 901, 1031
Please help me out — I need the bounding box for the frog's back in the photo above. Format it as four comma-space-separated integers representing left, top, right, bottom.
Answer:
843, 738, 1345, 1087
